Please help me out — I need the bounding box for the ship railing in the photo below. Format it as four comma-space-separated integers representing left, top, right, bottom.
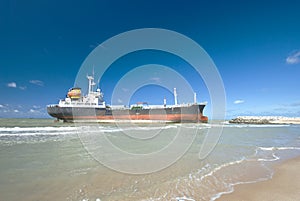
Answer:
73, 102, 98, 105
108, 105, 129, 110
47, 104, 58, 107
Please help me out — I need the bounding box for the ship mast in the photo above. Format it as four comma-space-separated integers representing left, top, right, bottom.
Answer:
87, 75, 96, 94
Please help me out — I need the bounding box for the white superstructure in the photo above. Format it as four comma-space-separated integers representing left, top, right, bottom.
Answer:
55, 75, 105, 108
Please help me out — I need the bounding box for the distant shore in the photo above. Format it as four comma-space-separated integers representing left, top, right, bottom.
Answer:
217, 156, 300, 201
229, 116, 300, 124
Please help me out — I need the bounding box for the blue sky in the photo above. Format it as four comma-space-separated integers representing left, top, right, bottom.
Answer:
0, 0, 300, 119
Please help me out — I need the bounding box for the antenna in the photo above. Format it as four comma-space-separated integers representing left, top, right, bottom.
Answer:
97, 77, 101, 89
174, 88, 178, 105
90, 65, 96, 92
92, 65, 95, 78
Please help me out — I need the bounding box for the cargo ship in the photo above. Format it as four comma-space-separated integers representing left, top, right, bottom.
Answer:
47, 75, 208, 123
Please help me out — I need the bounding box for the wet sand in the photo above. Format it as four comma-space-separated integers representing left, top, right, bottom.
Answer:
217, 156, 300, 201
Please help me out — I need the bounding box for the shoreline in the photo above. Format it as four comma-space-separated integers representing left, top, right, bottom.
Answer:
229, 116, 300, 124
217, 156, 300, 201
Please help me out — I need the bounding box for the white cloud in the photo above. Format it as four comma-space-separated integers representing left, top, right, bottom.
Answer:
29, 80, 44, 86
19, 86, 27, 90
286, 51, 300, 64
0, 104, 3, 108
234, 100, 245, 104
13, 109, 19, 113
6, 82, 27, 90
117, 99, 123, 103
29, 109, 36, 113
7, 82, 17, 88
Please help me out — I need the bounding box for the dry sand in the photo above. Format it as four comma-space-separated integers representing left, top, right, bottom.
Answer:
217, 156, 300, 201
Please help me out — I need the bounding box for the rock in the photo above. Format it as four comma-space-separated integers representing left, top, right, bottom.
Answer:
229, 116, 300, 124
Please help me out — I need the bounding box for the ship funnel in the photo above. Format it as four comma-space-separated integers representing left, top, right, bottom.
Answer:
174, 88, 178, 105
164, 97, 166, 107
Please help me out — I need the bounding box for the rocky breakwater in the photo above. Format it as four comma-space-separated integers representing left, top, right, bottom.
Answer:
229, 116, 300, 124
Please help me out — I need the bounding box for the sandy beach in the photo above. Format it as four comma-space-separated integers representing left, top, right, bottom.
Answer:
217, 156, 300, 201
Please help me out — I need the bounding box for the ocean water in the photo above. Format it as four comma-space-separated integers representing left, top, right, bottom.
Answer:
0, 118, 300, 201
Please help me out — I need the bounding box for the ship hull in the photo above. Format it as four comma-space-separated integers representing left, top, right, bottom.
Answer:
47, 104, 208, 123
